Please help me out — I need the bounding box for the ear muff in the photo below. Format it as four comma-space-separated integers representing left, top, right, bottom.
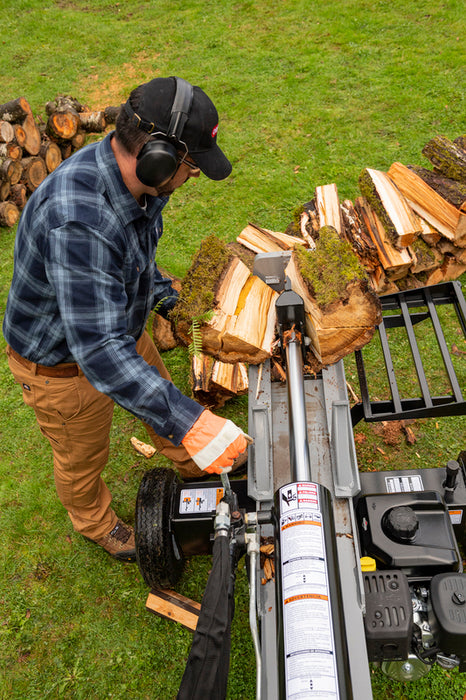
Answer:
129, 77, 194, 188
136, 139, 178, 188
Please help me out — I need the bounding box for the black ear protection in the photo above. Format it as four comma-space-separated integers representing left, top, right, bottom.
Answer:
124, 77, 194, 188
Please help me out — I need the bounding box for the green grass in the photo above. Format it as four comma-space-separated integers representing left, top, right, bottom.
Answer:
0, 0, 465, 697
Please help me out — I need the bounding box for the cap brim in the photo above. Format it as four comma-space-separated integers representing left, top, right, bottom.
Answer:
190, 144, 232, 181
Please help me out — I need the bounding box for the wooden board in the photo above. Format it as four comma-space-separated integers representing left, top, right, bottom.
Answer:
145, 589, 201, 632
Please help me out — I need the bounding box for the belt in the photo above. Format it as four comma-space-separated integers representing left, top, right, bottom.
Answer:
7, 346, 80, 378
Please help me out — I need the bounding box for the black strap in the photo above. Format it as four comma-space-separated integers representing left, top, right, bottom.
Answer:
123, 77, 193, 140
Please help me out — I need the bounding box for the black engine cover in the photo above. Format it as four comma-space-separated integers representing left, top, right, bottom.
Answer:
357, 491, 461, 577
363, 570, 412, 661
431, 573, 466, 659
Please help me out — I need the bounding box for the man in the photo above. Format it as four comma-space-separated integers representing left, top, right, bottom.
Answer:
3, 76, 249, 563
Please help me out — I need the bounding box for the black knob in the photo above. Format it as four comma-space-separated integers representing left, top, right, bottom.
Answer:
384, 506, 419, 542
444, 460, 459, 490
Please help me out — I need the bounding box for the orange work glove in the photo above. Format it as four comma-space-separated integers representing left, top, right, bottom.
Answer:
181, 409, 252, 474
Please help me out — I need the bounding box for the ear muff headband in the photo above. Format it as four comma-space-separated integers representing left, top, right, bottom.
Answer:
124, 78, 194, 188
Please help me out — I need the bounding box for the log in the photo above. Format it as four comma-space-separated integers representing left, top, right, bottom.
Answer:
21, 112, 41, 156
0, 157, 22, 185
104, 105, 120, 124
285, 227, 382, 365
388, 161, 466, 246
46, 110, 80, 140
0, 97, 32, 123
358, 167, 421, 246
407, 165, 466, 209
0, 142, 22, 160
436, 239, 466, 265
39, 140, 62, 173
0, 180, 10, 201
422, 135, 466, 182
71, 130, 86, 150
9, 183, 27, 210
0, 120, 15, 143
0, 201, 20, 227
79, 111, 106, 132
21, 156, 47, 192
152, 313, 178, 351
173, 235, 278, 364
354, 197, 413, 279
13, 123, 27, 148
409, 236, 443, 274
45, 95, 87, 115
422, 254, 466, 285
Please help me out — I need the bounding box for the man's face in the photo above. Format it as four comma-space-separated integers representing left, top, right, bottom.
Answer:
151, 153, 200, 197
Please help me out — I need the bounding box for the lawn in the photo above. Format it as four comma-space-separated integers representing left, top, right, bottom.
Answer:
0, 1, 465, 698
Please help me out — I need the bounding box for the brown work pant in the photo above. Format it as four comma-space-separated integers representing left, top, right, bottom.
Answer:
6, 331, 203, 540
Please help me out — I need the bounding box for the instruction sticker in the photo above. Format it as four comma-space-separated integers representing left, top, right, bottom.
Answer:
179, 487, 224, 514
279, 482, 339, 699
385, 475, 424, 493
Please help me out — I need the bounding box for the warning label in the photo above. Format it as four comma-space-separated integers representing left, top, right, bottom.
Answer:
179, 487, 223, 514
279, 482, 339, 699
385, 475, 424, 493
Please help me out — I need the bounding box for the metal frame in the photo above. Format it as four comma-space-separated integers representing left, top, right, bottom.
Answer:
352, 281, 466, 425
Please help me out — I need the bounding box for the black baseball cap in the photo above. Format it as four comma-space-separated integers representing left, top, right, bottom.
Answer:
125, 76, 232, 181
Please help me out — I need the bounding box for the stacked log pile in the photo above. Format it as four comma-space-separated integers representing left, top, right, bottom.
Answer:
0, 96, 118, 227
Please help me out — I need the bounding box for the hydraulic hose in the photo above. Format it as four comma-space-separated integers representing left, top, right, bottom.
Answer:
247, 532, 262, 700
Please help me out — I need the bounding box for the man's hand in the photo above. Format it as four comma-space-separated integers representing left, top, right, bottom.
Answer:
181, 409, 252, 474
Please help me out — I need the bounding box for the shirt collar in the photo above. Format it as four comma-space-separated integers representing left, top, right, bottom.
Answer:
95, 132, 168, 226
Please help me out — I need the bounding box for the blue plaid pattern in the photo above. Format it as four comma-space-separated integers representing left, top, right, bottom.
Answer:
3, 134, 202, 442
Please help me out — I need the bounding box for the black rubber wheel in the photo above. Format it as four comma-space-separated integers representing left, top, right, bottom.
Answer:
135, 467, 185, 589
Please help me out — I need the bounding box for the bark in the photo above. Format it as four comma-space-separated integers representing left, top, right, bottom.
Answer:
0, 142, 22, 160
79, 111, 106, 132
340, 198, 380, 271
407, 165, 466, 209
104, 105, 120, 124
0, 97, 32, 123
422, 135, 466, 182
9, 183, 27, 209
0, 180, 10, 201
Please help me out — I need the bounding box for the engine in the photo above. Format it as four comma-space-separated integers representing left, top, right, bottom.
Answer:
356, 490, 466, 681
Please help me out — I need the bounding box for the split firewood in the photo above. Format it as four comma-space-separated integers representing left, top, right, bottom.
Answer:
388, 161, 466, 247
0, 120, 15, 143
315, 183, 344, 233
437, 239, 466, 265
191, 353, 248, 408
237, 222, 304, 254
39, 140, 62, 173
340, 199, 380, 272
284, 226, 382, 366
358, 167, 421, 247
354, 197, 413, 280
0, 201, 20, 227
409, 236, 443, 274
173, 234, 278, 365
422, 254, 466, 285
130, 437, 156, 458
21, 156, 47, 192
421, 135, 466, 182
407, 165, 466, 210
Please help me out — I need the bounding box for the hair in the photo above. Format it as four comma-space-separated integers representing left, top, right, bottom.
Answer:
115, 85, 151, 156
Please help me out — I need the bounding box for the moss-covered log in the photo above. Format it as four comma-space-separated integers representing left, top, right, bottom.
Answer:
285, 226, 382, 365
407, 165, 466, 209
422, 135, 466, 183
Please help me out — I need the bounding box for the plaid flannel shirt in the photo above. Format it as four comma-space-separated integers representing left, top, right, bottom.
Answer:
3, 133, 203, 443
